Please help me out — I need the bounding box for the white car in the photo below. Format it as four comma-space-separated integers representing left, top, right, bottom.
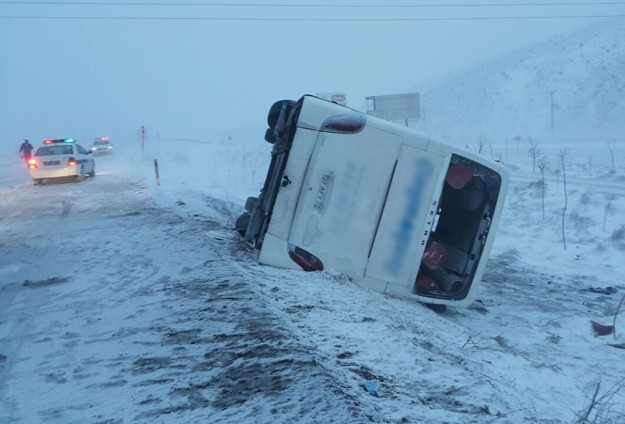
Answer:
28, 138, 96, 185
89, 136, 114, 154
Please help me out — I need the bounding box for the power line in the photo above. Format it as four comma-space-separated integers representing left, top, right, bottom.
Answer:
1, 13, 624, 20
1, 1, 625, 6
3, 1, 624, 21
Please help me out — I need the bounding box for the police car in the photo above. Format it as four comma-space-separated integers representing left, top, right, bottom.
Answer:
28, 138, 96, 185
89, 136, 114, 154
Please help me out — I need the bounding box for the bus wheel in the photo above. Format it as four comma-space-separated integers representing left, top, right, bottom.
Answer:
245, 197, 259, 212
267, 100, 296, 128
235, 213, 250, 237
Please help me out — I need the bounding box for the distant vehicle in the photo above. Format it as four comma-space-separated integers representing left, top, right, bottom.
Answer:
236, 95, 509, 309
28, 138, 95, 185
89, 136, 114, 154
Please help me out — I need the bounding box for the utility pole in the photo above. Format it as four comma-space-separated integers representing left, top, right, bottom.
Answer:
549, 90, 555, 134
141, 125, 146, 153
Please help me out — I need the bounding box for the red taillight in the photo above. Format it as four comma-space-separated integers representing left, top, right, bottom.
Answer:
288, 244, 324, 271
67, 157, 77, 166
28, 159, 38, 169
320, 112, 366, 134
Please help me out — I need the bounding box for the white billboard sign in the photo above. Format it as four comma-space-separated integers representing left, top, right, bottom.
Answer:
365, 93, 420, 123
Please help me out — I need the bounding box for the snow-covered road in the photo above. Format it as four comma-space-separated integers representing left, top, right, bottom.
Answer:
0, 154, 386, 423
1, 141, 624, 423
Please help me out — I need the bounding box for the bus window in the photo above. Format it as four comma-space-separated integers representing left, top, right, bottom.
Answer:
415, 155, 502, 301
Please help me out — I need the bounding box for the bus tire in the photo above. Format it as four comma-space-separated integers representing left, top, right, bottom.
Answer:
235, 213, 250, 237
267, 100, 296, 129
245, 197, 260, 213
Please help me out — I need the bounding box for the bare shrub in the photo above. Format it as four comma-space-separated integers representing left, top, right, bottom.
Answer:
569, 211, 593, 232
603, 202, 612, 232
607, 140, 616, 173
610, 226, 625, 250
610, 226, 625, 241
538, 158, 547, 219
560, 150, 568, 250
528, 138, 541, 172
574, 379, 625, 424
477, 135, 487, 154
526, 181, 543, 191
579, 192, 593, 206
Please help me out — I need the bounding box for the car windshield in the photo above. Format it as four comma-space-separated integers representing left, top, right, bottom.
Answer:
93, 140, 109, 146
34, 145, 73, 156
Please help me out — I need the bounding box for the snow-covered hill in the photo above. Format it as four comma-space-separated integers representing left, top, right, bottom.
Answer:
416, 17, 625, 142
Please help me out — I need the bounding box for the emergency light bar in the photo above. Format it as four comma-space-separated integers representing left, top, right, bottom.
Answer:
43, 138, 76, 144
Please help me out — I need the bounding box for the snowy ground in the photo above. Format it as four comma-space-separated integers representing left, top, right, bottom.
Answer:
1, 133, 624, 424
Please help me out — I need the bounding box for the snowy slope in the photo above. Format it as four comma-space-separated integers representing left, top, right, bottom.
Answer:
416, 17, 625, 142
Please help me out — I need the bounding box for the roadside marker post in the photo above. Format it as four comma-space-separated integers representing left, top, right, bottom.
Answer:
154, 159, 160, 186
141, 125, 146, 154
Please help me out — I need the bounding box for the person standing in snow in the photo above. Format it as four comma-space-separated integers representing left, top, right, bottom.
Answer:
19, 139, 34, 165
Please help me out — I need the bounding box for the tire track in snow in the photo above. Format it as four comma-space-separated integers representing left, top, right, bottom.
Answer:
2, 174, 381, 423
133, 202, 388, 423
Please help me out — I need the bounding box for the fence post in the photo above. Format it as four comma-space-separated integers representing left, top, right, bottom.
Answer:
141, 125, 146, 153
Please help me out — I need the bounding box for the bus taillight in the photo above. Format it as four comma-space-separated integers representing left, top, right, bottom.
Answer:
288, 244, 324, 272
320, 112, 366, 134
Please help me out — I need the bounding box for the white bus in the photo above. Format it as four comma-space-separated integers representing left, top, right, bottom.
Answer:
236, 95, 509, 309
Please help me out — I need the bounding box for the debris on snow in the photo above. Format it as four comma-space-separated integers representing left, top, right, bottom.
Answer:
364, 380, 379, 397
591, 320, 614, 336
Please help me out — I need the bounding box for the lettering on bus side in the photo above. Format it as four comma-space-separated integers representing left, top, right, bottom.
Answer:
328, 161, 361, 234
384, 157, 434, 277
304, 165, 359, 246
303, 172, 335, 246
313, 172, 334, 214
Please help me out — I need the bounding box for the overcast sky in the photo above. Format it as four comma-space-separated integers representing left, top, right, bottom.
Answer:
1, 1, 622, 147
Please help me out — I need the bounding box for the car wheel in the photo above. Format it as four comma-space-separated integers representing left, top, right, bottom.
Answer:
32, 178, 41, 185
89, 164, 96, 177
76, 165, 85, 182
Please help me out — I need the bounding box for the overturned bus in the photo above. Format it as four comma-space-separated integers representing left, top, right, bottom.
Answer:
236, 95, 509, 309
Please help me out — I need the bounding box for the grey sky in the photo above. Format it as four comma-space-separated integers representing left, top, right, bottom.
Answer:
0, 1, 620, 146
